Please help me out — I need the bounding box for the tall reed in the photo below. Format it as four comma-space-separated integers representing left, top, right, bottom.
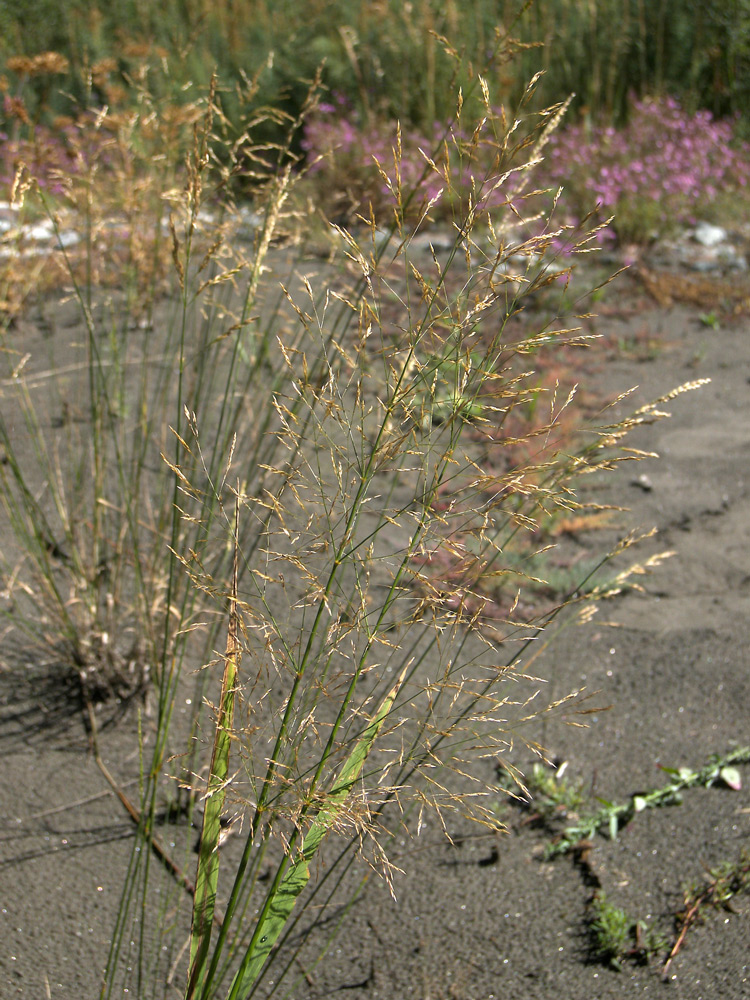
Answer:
4, 1, 747, 142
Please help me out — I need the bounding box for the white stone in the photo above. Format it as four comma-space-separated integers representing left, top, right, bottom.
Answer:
26, 221, 55, 241
56, 230, 80, 248
692, 221, 727, 247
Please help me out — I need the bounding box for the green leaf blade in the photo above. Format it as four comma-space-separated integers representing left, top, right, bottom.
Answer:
226, 667, 405, 999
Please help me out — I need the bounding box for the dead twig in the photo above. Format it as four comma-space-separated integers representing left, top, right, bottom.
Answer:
82, 693, 223, 928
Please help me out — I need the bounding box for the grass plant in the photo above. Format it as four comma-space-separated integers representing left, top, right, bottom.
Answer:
586, 892, 633, 970
587, 892, 666, 971
4, 2, 749, 137
0, 48, 708, 1000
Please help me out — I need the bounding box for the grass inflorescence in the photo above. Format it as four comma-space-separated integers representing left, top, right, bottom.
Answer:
0, 17, 718, 1000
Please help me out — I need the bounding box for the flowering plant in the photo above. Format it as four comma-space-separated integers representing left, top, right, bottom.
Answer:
540, 96, 750, 242
301, 93, 750, 244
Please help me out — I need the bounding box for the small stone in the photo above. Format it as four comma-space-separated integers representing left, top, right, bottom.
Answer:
27, 221, 55, 241
631, 474, 653, 492
56, 230, 80, 249
692, 222, 727, 248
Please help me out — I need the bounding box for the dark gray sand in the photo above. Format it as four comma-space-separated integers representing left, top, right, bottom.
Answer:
2, 268, 749, 999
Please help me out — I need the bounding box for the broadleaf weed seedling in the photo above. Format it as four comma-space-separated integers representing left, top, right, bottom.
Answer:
699, 309, 721, 331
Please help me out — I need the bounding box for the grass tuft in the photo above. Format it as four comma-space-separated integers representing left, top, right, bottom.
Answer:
0, 36, 712, 999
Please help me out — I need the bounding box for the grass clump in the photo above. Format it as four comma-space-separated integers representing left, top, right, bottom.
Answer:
4, 2, 749, 139
0, 49, 705, 1000
587, 892, 633, 970
587, 892, 666, 971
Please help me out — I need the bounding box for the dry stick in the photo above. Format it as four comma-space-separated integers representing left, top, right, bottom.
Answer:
662, 889, 706, 978
662, 860, 750, 978
167, 935, 192, 987
82, 694, 223, 928
295, 958, 315, 988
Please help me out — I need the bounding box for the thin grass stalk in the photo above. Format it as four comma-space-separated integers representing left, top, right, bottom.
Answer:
187, 503, 241, 998
39, 197, 161, 649
99, 83, 219, 1000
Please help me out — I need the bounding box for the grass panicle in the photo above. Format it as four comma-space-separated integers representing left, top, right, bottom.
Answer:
0, 51, 705, 1000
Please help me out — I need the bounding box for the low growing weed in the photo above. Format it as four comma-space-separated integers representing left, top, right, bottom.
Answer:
544, 746, 749, 859
525, 760, 586, 820
664, 849, 750, 976
587, 892, 666, 971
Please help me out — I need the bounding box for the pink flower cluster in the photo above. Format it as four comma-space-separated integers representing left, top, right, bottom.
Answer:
0, 102, 115, 198
301, 93, 450, 218
303, 96, 556, 224
301, 93, 750, 240
540, 96, 750, 240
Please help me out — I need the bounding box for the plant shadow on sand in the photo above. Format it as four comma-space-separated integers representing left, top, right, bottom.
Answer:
0, 649, 116, 751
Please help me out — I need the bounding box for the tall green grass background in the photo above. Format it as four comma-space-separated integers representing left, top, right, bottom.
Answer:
2, 0, 749, 136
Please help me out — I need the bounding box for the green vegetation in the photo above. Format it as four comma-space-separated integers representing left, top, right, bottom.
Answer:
526, 760, 586, 819
3, 0, 750, 133
544, 746, 749, 859
664, 849, 750, 974
523, 755, 748, 974
0, 3, 743, 996
1, 58, 679, 994
587, 893, 666, 971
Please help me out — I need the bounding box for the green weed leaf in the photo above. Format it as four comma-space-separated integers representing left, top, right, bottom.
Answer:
719, 766, 742, 790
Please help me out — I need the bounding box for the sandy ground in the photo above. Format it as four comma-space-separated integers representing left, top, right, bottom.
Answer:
1, 262, 749, 999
